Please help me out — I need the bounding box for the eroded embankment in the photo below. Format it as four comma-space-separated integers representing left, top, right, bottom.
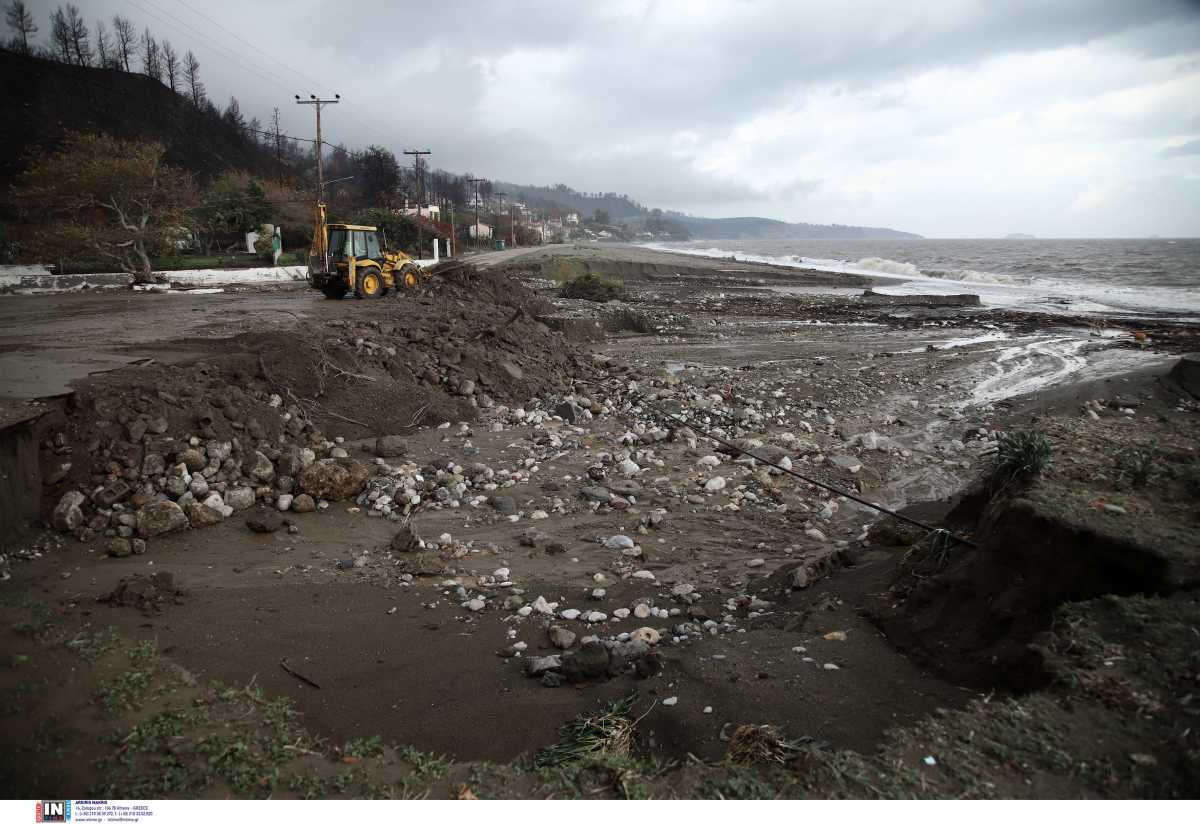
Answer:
870, 364, 1200, 692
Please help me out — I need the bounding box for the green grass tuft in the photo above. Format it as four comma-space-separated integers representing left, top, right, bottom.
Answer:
535, 694, 639, 768
994, 430, 1052, 482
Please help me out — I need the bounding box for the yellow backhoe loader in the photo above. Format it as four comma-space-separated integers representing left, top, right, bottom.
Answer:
307, 203, 423, 299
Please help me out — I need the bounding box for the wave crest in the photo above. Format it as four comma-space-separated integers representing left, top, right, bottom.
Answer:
854, 257, 923, 276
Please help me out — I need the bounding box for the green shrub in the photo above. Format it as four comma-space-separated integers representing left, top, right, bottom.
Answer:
994, 431, 1052, 482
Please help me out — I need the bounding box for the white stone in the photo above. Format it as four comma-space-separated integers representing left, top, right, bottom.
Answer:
613, 608, 631, 619
466, 598, 485, 612
604, 534, 636, 550
704, 476, 727, 492
662, 696, 678, 707
633, 603, 652, 619
560, 608, 582, 620
630, 627, 660, 645
632, 570, 656, 580
276, 494, 294, 511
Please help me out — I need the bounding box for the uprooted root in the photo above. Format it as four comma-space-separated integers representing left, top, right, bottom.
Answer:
725, 724, 803, 765
534, 694, 640, 768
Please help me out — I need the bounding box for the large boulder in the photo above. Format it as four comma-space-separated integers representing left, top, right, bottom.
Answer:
246, 451, 276, 484
52, 491, 86, 531
184, 502, 224, 529
297, 459, 368, 501
375, 435, 408, 458
136, 500, 188, 538
224, 486, 256, 511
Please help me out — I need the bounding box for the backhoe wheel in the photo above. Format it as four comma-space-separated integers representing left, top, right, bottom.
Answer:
355, 267, 383, 299
399, 263, 420, 289
320, 283, 347, 300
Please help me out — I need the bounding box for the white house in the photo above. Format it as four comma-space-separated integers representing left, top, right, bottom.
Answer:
468, 223, 494, 240
397, 201, 441, 220
564, 212, 580, 225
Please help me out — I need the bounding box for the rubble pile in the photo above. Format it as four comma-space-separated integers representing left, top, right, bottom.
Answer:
36, 266, 596, 551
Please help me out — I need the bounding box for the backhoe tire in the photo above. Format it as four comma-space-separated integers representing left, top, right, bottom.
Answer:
355, 267, 383, 300
398, 263, 420, 289
320, 283, 347, 300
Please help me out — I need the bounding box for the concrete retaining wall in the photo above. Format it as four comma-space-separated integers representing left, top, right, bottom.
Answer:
0, 263, 309, 294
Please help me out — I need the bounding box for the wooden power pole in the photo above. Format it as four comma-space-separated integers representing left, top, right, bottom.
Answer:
295, 93, 339, 202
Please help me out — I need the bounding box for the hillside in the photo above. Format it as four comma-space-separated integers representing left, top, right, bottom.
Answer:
489, 179, 919, 239
0, 49, 919, 241
669, 214, 922, 240
0, 49, 282, 187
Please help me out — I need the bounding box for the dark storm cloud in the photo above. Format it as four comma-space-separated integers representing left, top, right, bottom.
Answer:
50, 0, 1200, 235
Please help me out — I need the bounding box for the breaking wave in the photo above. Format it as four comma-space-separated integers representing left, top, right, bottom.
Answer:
925, 268, 1023, 285
853, 257, 923, 277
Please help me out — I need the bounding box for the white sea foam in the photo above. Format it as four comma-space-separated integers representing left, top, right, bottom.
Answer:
641, 241, 1200, 320
853, 257, 923, 277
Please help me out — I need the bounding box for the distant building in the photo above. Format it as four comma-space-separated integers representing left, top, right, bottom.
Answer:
564, 212, 580, 225
468, 223, 493, 240
396, 201, 441, 221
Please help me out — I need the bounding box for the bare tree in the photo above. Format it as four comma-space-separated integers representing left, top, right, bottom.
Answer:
64, 3, 90, 65
13, 133, 195, 285
49, 6, 72, 62
4, 1, 37, 54
94, 19, 111, 67
112, 14, 133, 71
141, 28, 161, 81
162, 39, 179, 93
184, 50, 205, 107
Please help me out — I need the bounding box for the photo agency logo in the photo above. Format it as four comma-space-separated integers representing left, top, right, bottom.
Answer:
35, 801, 71, 822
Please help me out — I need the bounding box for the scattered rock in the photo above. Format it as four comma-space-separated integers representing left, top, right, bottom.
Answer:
184, 502, 224, 529
490, 496, 517, 515
52, 491, 86, 531
375, 435, 408, 458
525, 655, 562, 676
246, 509, 284, 534
104, 537, 132, 557
136, 500, 188, 539
548, 626, 577, 650
561, 642, 611, 682
224, 486, 256, 512
298, 459, 369, 501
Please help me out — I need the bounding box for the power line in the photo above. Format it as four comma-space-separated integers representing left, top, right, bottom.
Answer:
154, 0, 409, 149
124, 0, 296, 93
168, 0, 325, 89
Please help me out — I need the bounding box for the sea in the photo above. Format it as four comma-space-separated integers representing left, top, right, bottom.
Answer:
644, 238, 1200, 322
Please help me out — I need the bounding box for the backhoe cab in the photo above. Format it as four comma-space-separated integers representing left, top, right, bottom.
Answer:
308, 203, 422, 300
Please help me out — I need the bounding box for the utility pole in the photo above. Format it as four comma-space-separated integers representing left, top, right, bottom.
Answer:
468, 178, 486, 250
510, 204, 516, 248
403, 149, 431, 257
493, 191, 506, 249
295, 93, 339, 202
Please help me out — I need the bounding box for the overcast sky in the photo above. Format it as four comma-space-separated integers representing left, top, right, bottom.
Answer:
32, 0, 1200, 237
